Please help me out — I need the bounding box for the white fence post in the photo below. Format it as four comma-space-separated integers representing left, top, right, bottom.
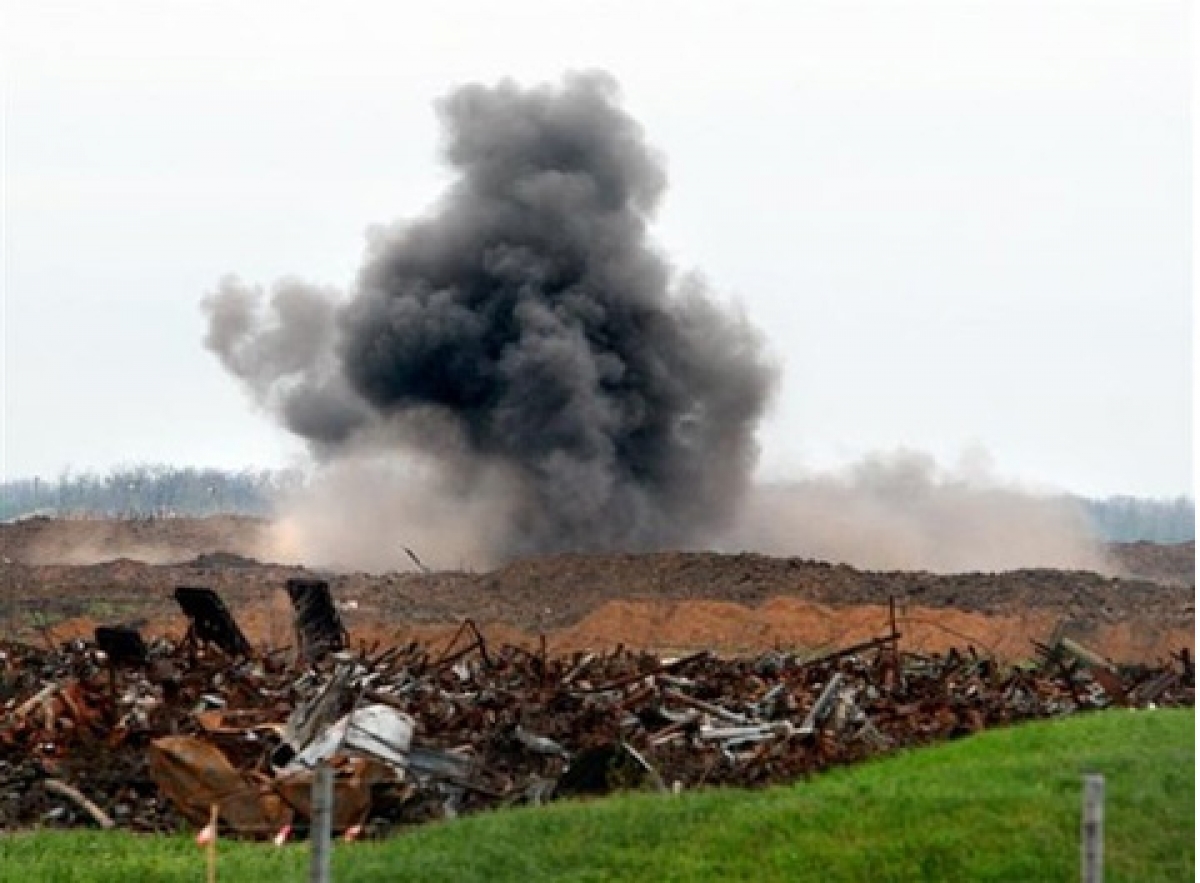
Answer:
1081, 773, 1104, 883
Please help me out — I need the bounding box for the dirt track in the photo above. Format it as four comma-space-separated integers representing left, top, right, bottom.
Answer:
1, 516, 1193, 662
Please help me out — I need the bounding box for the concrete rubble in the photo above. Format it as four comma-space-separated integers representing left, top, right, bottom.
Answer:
0, 583, 1192, 838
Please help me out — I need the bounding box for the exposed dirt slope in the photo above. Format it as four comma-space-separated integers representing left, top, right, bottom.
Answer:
0, 518, 1191, 662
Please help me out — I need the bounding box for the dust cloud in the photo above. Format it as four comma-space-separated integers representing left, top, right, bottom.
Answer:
724, 450, 1113, 574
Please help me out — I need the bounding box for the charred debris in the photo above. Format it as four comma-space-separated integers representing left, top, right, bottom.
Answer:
0, 579, 1192, 838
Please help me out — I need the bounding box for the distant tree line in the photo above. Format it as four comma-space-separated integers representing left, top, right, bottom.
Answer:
1074, 494, 1195, 544
0, 466, 1194, 543
0, 465, 304, 521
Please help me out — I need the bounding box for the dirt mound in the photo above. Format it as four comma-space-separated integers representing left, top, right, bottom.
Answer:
0, 515, 270, 565
1108, 540, 1194, 587
0, 519, 1192, 663
187, 551, 265, 568
409, 550, 1189, 628
551, 597, 1186, 662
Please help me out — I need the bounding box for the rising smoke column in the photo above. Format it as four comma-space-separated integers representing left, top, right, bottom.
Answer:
204, 72, 776, 557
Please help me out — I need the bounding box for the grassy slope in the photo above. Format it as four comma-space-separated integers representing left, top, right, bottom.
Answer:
1, 709, 1192, 883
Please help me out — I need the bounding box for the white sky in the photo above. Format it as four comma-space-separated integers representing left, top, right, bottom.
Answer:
1, 0, 1192, 497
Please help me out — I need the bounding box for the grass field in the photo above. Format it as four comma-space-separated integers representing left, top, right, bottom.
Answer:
1, 708, 1192, 882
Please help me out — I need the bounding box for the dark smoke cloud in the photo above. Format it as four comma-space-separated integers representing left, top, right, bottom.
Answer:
202, 277, 372, 446
204, 72, 777, 558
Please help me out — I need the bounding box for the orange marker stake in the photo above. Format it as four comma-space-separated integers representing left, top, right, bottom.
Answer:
196, 804, 219, 883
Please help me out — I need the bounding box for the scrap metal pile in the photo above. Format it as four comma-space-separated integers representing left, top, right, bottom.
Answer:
0, 580, 1193, 838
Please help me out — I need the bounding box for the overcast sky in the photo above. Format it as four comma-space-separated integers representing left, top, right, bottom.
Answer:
1, 0, 1192, 497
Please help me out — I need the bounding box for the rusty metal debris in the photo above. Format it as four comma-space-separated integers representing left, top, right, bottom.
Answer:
286, 578, 346, 662
94, 626, 148, 667
174, 586, 252, 658
0, 585, 1193, 837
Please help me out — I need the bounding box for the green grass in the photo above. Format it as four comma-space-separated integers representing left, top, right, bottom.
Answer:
2, 708, 1192, 882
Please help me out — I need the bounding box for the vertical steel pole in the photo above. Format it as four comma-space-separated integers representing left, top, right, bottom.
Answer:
1082, 773, 1104, 883
310, 763, 334, 883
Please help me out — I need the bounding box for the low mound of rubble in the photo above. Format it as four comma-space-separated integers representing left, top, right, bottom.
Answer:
0, 580, 1192, 839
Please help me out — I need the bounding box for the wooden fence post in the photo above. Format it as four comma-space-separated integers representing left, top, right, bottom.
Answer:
1081, 773, 1104, 883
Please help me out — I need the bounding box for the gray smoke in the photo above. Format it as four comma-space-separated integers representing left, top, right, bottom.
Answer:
204, 72, 776, 559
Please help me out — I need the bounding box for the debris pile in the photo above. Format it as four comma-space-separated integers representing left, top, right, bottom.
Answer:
0, 585, 1193, 838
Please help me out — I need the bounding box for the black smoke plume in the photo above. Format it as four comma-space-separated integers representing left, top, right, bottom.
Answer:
204, 72, 776, 558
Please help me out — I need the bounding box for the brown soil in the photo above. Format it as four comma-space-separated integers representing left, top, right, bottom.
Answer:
0, 517, 1192, 663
